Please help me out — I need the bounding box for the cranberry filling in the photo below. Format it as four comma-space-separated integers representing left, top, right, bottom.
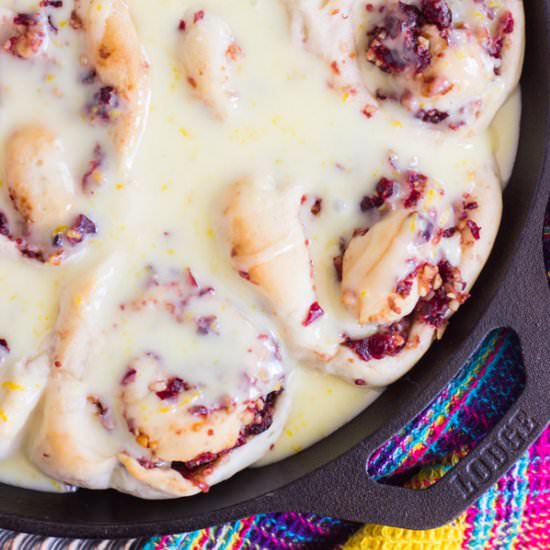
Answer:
67, 214, 97, 245
0, 213, 54, 263
185, 267, 199, 288
395, 265, 422, 298
344, 317, 412, 361
466, 219, 481, 240
302, 302, 325, 327
124, 268, 219, 326
489, 11, 514, 63
121, 368, 137, 385
310, 198, 323, 216
193, 10, 205, 23
367, 1, 512, 121
46, 15, 58, 34
366, 2, 433, 76
173, 452, 217, 475
360, 176, 396, 211
333, 254, 344, 282
155, 377, 192, 401
238, 270, 251, 281
69, 9, 83, 30
82, 144, 105, 193
242, 390, 281, 437
416, 260, 468, 327
12, 13, 39, 28
81, 69, 97, 85
170, 390, 282, 490
345, 259, 469, 361
421, 0, 452, 30
360, 169, 428, 213
73, 214, 97, 235
0, 213, 11, 238
439, 197, 480, 242
188, 405, 209, 417
0, 339, 9, 364
4, 12, 47, 59
0, 339, 10, 353
87, 395, 114, 431
87, 86, 120, 123
403, 170, 428, 208
194, 315, 218, 335
18, 245, 45, 262
52, 214, 97, 248
441, 226, 457, 239
415, 108, 449, 124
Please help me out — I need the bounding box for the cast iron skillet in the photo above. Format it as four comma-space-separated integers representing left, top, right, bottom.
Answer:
1, 0, 550, 538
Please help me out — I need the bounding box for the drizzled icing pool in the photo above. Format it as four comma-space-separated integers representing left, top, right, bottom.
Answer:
0, 0, 522, 497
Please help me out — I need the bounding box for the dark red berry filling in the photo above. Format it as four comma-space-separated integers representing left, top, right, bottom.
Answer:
188, 405, 209, 417
170, 390, 282, 492
121, 368, 137, 385
344, 259, 469, 362
194, 315, 218, 335
82, 144, 105, 193
0, 213, 11, 238
367, 1, 515, 121
0, 339, 10, 354
416, 260, 468, 327
0, 207, 94, 263
403, 171, 428, 208
87, 395, 114, 431
360, 177, 396, 211
87, 86, 120, 123
421, 0, 452, 31
310, 198, 323, 216
466, 219, 481, 240
52, 214, 97, 247
155, 377, 193, 401
415, 108, 449, 124
360, 168, 427, 215
4, 13, 47, 59
303, 302, 325, 327
366, 2, 435, 76
488, 10, 514, 66
344, 317, 412, 361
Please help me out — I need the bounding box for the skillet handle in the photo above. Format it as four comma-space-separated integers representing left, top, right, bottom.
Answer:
351, 391, 547, 530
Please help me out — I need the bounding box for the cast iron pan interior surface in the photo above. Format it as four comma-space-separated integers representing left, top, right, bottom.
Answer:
2, 0, 550, 538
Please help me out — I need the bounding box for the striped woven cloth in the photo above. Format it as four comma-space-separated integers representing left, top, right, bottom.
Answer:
0, 211, 548, 549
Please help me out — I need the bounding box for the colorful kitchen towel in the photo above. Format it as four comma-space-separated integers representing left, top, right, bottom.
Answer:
0, 213, 548, 549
